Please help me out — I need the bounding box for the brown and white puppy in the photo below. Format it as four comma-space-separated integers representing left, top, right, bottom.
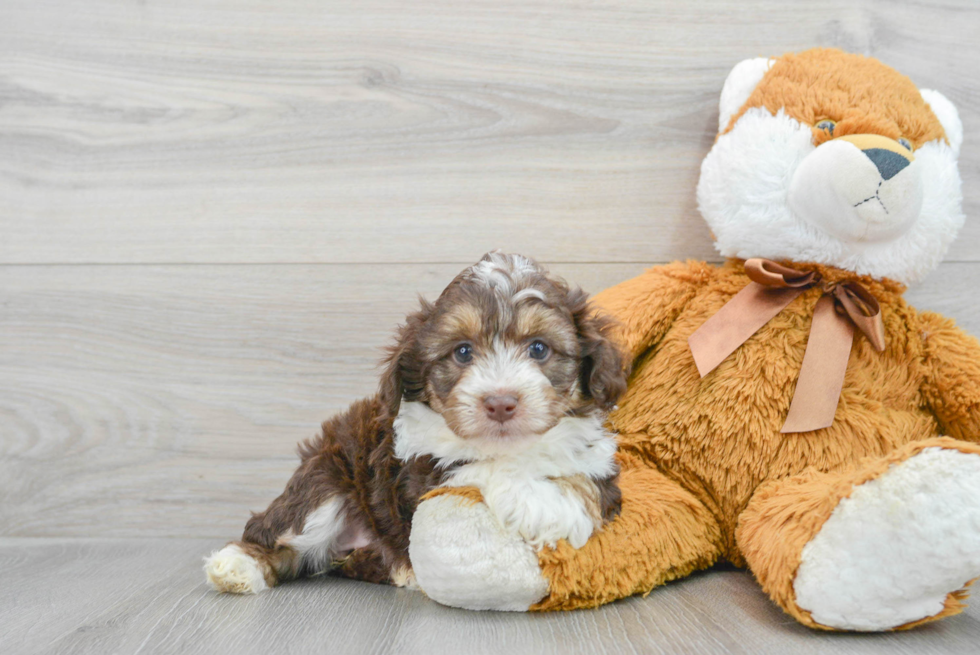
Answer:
204, 253, 627, 594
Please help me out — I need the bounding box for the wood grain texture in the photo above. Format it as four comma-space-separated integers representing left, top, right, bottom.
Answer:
2, 539, 978, 655
0, 263, 647, 538
0, 0, 977, 264
2, 262, 978, 539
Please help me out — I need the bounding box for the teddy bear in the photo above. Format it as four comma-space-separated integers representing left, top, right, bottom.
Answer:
406, 48, 980, 632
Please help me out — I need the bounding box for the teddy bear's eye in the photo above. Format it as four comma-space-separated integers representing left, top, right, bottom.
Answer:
897, 137, 913, 151
815, 120, 836, 135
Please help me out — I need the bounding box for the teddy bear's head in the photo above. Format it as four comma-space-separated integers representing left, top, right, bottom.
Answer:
697, 48, 963, 284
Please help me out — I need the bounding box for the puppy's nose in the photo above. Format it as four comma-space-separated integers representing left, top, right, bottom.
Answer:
484, 395, 519, 423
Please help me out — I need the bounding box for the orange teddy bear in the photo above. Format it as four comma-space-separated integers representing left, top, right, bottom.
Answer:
409, 48, 980, 632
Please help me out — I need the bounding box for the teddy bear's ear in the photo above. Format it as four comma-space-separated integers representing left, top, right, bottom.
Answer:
717, 57, 774, 133
920, 89, 963, 157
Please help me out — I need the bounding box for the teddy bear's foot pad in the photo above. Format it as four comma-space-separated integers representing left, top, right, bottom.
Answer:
409, 493, 549, 611
793, 447, 980, 630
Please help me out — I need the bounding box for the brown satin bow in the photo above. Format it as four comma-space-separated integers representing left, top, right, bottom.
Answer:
688, 259, 886, 433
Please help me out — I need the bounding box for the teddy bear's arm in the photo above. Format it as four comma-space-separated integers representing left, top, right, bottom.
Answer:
409, 459, 725, 611
918, 311, 980, 443
591, 261, 711, 363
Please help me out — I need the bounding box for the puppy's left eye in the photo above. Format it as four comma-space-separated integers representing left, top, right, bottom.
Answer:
897, 137, 913, 151
528, 340, 550, 361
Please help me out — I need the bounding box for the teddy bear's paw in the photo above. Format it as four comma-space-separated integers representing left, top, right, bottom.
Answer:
793, 446, 980, 631
409, 493, 549, 611
203, 544, 269, 594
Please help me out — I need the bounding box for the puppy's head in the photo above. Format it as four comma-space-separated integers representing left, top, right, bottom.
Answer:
380, 253, 626, 446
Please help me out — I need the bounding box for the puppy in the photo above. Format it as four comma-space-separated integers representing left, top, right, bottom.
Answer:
204, 252, 627, 594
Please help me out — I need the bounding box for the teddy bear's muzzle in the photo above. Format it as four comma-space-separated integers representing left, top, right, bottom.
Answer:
787, 133, 924, 244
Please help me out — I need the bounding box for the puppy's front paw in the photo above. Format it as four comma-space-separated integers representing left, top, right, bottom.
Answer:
516, 503, 596, 550
204, 544, 269, 594
487, 477, 602, 550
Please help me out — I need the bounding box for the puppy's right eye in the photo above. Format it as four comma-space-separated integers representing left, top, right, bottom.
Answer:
453, 343, 474, 364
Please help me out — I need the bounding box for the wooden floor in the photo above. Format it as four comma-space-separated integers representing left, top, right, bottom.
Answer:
0, 539, 977, 655
2, 0, 979, 652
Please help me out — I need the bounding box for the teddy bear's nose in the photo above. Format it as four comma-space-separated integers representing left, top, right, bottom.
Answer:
863, 148, 910, 181
835, 133, 914, 181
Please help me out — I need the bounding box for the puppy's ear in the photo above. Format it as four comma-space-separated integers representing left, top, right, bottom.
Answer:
568, 287, 629, 410
379, 296, 434, 417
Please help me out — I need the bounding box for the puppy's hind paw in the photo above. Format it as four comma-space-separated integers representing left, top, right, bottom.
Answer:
204, 544, 269, 594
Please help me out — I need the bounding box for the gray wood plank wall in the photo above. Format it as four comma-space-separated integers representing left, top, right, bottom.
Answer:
2, 1, 979, 652
3, 0, 978, 540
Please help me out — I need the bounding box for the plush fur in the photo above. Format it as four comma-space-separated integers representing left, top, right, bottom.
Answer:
408, 49, 980, 630
792, 446, 980, 631
204, 252, 627, 593
410, 489, 551, 611
700, 49, 964, 284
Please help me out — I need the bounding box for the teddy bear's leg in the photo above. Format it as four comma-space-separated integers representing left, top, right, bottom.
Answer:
737, 437, 980, 631
410, 459, 723, 611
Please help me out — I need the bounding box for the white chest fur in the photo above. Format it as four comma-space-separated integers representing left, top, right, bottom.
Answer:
393, 402, 618, 548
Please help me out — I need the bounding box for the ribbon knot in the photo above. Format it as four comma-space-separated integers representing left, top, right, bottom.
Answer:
688, 258, 886, 433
